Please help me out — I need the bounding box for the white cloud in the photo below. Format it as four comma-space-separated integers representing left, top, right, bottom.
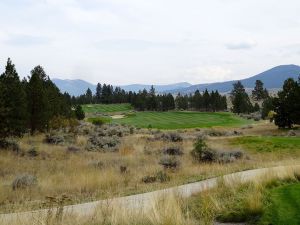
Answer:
183, 66, 233, 84
226, 40, 257, 50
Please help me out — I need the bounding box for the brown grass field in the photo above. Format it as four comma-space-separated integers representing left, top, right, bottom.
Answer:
0, 121, 300, 224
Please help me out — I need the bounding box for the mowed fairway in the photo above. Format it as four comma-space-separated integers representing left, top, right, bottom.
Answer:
82, 103, 133, 113
116, 111, 250, 129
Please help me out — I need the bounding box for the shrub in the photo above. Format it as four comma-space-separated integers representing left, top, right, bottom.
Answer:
91, 118, 105, 126
191, 138, 217, 163
75, 105, 85, 120
45, 134, 65, 145
86, 136, 120, 152
155, 132, 183, 142
0, 139, 20, 152
142, 175, 157, 183
120, 165, 128, 173
163, 147, 183, 156
12, 174, 37, 190
67, 146, 80, 153
159, 156, 180, 169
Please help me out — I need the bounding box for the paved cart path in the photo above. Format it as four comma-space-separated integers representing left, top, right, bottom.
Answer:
1, 165, 299, 224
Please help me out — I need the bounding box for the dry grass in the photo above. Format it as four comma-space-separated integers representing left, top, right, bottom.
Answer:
0, 122, 299, 216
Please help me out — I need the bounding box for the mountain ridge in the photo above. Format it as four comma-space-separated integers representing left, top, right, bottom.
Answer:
52, 64, 300, 96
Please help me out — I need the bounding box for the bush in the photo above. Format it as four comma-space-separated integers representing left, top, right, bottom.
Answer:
142, 171, 170, 183
159, 156, 180, 169
142, 175, 157, 183
191, 138, 217, 163
75, 105, 85, 120
155, 132, 183, 142
67, 146, 80, 153
12, 174, 37, 190
45, 134, 65, 145
0, 139, 20, 152
163, 147, 183, 156
86, 135, 120, 152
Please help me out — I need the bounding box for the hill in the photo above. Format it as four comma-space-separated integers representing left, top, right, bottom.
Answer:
168, 65, 300, 94
52, 65, 300, 96
52, 79, 192, 96
52, 79, 96, 96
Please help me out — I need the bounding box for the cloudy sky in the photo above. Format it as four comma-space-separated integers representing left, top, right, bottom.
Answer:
0, 0, 300, 85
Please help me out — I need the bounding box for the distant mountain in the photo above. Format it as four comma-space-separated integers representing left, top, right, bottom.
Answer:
52, 79, 96, 96
121, 82, 192, 93
168, 65, 300, 94
52, 79, 192, 96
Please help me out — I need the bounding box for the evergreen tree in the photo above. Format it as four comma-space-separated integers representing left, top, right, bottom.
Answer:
203, 89, 210, 111
230, 81, 253, 114
75, 105, 85, 120
175, 93, 188, 110
0, 58, 28, 139
26, 66, 48, 134
274, 78, 300, 128
147, 85, 157, 110
85, 88, 93, 104
95, 83, 102, 103
252, 80, 269, 101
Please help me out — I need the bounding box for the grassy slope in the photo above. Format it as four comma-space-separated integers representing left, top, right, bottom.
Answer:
82, 103, 133, 113
116, 111, 250, 129
229, 136, 300, 153
259, 183, 300, 225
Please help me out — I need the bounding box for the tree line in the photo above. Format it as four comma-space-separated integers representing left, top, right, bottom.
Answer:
0, 58, 78, 140
73, 83, 228, 112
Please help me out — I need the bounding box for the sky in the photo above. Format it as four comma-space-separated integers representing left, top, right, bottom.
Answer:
0, 0, 300, 85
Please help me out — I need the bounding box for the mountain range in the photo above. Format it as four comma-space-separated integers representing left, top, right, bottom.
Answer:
52, 64, 300, 96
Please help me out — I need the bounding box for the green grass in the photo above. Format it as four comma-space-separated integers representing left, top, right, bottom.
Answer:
115, 111, 251, 129
229, 136, 300, 153
82, 103, 133, 113
259, 183, 300, 225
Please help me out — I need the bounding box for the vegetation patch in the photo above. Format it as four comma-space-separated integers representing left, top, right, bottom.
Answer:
229, 136, 300, 153
115, 111, 251, 129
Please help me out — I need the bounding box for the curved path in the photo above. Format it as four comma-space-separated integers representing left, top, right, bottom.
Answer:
1, 165, 300, 224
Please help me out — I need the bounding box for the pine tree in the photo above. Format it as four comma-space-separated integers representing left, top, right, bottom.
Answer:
85, 88, 93, 104
0, 58, 28, 139
230, 81, 253, 114
26, 66, 48, 134
274, 78, 300, 128
95, 83, 102, 103
252, 80, 269, 101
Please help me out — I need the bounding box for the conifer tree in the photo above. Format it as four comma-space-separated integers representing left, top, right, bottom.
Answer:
230, 81, 253, 113
252, 80, 269, 101
0, 58, 27, 139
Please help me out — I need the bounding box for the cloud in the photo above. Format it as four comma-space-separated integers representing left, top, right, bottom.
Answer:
4, 34, 51, 47
226, 40, 257, 50
183, 66, 233, 83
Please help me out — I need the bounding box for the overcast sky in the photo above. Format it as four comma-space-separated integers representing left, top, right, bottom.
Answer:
0, 0, 300, 85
